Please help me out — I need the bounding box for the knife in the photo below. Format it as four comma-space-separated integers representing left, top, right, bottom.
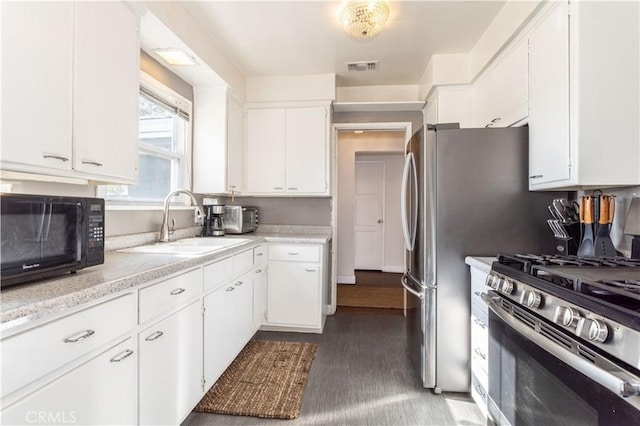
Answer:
553, 199, 569, 223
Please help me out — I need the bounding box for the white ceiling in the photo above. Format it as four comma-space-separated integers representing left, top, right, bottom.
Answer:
182, 1, 506, 87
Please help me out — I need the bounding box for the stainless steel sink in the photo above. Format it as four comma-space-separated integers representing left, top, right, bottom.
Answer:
118, 237, 250, 257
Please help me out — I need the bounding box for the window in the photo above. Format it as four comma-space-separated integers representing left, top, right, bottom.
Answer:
102, 73, 192, 205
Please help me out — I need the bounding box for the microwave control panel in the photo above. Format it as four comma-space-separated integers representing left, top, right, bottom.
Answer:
86, 201, 105, 265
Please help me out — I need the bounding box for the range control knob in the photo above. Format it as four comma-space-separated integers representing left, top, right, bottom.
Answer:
553, 306, 581, 328
486, 274, 501, 290
500, 279, 515, 295
521, 290, 543, 309
576, 318, 609, 343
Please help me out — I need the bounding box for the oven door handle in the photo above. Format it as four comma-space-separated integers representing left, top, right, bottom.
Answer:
482, 292, 640, 399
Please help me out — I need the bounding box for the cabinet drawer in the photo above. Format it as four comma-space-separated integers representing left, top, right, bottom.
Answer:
233, 249, 254, 274
268, 244, 320, 262
1, 293, 135, 398
254, 245, 267, 265
204, 257, 233, 293
139, 268, 202, 324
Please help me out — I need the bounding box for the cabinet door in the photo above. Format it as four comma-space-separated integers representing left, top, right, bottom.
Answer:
203, 271, 253, 389
493, 39, 528, 127
267, 262, 320, 327
285, 107, 327, 193
246, 108, 286, 193
528, 2, 570, 186
73, 1, 139, 182
253, 266, 267, 332
1, 338, 136, 426
139, 301, 203, 426
227, 93, 245, 193
1, 2, 73, 171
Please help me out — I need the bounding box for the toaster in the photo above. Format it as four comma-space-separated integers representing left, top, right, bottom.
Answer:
223, 206, 258, 234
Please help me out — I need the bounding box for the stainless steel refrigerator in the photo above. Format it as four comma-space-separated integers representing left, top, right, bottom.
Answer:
400, 124, 558, 392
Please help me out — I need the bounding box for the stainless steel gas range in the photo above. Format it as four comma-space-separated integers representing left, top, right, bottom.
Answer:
483, 254, 640, 426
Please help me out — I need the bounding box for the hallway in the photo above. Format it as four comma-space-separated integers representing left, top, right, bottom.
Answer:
337, 270, 404, 311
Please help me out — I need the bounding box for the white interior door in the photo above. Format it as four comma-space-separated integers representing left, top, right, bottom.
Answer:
354, 161, 384, 270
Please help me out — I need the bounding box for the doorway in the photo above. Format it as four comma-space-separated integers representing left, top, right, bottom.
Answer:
354, 160, 385, 270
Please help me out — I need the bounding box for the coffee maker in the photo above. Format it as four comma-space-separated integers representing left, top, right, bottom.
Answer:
203, 204, 225, 237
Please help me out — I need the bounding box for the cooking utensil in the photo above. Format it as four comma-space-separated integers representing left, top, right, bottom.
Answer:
563, 201, 580, 222
577, 196, 595, 257
548, 219, 560, 238
608, 195, 616, 229
592, 190, 603, 234
548, 205, 563, 222
594, 195, 616, 257
555, 220, 569, 238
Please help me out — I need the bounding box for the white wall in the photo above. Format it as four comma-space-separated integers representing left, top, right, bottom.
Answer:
337, 131, 405, 283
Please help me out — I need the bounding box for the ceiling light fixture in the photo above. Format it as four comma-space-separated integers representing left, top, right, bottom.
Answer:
153, 48, 199, 66
339, 0, 391, 38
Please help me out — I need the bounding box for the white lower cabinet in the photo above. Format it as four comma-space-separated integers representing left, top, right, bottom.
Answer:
138, 300, 203, 426
253, 265, 267, 332
203, 270, 254, 389
267, 262, 320, 327
1, 338, 136, 425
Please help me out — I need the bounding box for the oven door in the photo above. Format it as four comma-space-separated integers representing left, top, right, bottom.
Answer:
1, 197, 84, 285
483, 292, 640, 426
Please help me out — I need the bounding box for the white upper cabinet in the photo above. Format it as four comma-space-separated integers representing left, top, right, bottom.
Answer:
471, 38, 528, 128
246, 104, 330, 195
1, 2, 74, 171
1, 1, 140, 184
528, 1, 570, 186
424, 86, 472, 128
72, 1, 139, 181
528, 1, 640, 190
193, 87, 245, 195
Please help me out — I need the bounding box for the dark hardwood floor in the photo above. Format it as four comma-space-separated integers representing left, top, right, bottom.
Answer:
184, 313, 484, 426
337, 270, 404, 309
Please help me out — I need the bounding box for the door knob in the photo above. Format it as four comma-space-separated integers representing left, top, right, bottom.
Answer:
377, 219, 383, 224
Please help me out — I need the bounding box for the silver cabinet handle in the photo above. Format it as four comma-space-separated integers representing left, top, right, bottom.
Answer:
82, 160, 103, 167
305, 268, 317, 272
256, 269, 263, 273
474, 347, 486, 360
43, 153, 69, 162
64, 329, 95, 343
529, 175, 543, 179
288, 187, 298, 191
170, 288, 185, 295
145, 331, 164, 341
288, 252, 299, 256
256, 252, 263, 256
473, 318, 486, 329
226, 287, 235, 292
235, 281, 243, 286
110, 349, 134, 363
273, 187, 283, 190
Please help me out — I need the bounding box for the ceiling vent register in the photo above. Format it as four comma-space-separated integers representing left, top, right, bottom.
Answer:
347, 61, 378, 72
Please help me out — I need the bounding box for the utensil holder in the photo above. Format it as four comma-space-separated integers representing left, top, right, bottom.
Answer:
557, 222, 581, 256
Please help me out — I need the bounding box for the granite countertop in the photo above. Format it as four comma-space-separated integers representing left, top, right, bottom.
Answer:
464, 256, 496, 274
1, 228, 332, 332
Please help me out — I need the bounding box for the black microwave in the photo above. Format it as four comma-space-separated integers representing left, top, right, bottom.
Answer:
1, 194, 105, 287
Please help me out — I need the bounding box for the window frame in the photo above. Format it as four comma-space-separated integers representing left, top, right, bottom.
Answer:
99, 72, 193, 208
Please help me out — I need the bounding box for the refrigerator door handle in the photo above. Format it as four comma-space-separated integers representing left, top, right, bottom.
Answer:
401, 152, 418, 251
401, 274, 424, 299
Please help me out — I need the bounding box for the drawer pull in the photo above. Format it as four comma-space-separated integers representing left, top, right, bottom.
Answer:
43, 153, 69, 162
110, 349, 134, 363
473, 383, 486, 397
256, 269, 263, 273
170, 288, 186, 295
473, 318, 486, 329
273, 187, 284, 190
226, 287, 235, 292
288, 252, 299, 256
305, 268, 317, 272
529, 174, 543, 179
474, 347, 486, 360
288, 187, 298, 191
256, 252, 263, 256
235, 281, 243, 287
64, 329, 95, 343
145, 331, 164, 341
81, 159, 103, 167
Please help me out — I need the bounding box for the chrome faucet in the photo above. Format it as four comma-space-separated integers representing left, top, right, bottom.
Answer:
159, 189, 205, 242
